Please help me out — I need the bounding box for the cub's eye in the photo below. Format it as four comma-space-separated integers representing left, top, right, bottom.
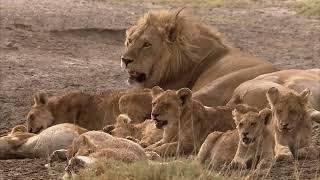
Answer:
126, 38, 132, 46
238, 122, 243, 127
142, 42, 151, 48
152, 102, 156, 106
251, 122, 257, 126
29, 114, 35, 121
277, 109, 282, 114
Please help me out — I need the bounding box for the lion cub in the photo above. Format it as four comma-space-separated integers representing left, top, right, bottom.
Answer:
267, 87, 320, 161
103, 114, 163, 148
197, 105, 274, 170
145, 86, 235, 157
0, 123, 87, 159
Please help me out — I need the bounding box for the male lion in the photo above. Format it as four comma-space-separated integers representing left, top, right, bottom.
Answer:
121, 9, 277, 106
267, 87, 320, 161
228, 69, 320, 112
0, 123, 87, 159
145, 86, 235, 157
104, 114, 163, 148
26, 89, 152, 133
197, 106, 274, 170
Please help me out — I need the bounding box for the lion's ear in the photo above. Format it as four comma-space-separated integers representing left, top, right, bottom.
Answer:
176, 88, 192, 105
151, 86, 164, 97
299, 88, 310, 104
266, 87, 280, 107
33, 92, 48, 106
232, 109, 243, 123
116, 114, 132, 124
259, 108, 272, 125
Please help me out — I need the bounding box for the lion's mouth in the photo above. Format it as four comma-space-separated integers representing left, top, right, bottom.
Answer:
242, 137, 255, 145
128, 71, 146, 83
153, 119, 168, 129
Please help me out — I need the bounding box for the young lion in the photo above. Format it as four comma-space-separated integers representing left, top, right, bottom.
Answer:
197, 106, 274, 170
54, 131, 148, 175
103, 114, 163, 148
145, 86, 235, 157
0, 123, 87, 159
267, 87, 320, 161
26, 89, 152, 133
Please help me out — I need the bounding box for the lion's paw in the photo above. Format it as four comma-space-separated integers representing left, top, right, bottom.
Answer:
275, 153, 294, 162
230, 160, 247, 170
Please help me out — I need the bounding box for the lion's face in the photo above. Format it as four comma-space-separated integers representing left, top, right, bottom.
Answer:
267, 87, 310, 132
121, 24, 170, 88
107, 115, 135, 138
26, 93, 53, 133
150, 86, 192, 129
233, 108, 271, 147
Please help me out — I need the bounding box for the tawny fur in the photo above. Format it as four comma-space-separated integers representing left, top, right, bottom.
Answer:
26, 89, 152, 133
197, 106, 274, 170
267, 87, 320, 161
0, 123, 87, 159
145, 86, 235, 157
122, 10, 277, 106
104, 114, 163, 148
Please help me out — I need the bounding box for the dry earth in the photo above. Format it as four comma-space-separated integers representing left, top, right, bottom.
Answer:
0, 0, 319, 179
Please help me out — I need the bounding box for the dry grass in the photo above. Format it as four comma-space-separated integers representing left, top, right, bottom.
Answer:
66, 159, 227, 180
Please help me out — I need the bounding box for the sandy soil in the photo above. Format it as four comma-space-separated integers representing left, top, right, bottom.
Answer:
0, 0, 319, 179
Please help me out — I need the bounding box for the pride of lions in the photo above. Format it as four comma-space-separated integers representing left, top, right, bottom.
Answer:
1, 9, 319, 177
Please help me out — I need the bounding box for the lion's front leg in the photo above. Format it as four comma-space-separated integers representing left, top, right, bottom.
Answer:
152, 142, 179, 157
297, 146, 320, 160
145, 139, 164, 150
275, 143, 294, 162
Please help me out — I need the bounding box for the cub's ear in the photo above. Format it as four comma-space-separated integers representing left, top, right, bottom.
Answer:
116, 114, 132, 124
151, 86, 164, 97
259, 108, 272, 125
266, 87, 280, 106
176, 88, 192, 105
299, 88, 310, 104
232, 109, 243, 124
33, 92, 48, 106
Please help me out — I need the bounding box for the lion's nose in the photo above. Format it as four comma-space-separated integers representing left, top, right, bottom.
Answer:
242, 132, 249, 137
151, 113, 159, 119
121, 56, 134, 66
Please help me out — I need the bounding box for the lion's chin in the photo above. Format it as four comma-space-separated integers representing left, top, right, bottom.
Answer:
153, 119, 168, 129
242, 137, 255, 146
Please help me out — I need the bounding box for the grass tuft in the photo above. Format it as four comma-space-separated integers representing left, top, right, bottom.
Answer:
295, 0, 320, 17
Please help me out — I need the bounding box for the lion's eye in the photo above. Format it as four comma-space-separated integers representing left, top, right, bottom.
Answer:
29, 114, 35, 121
238, 122, 243, 127
142, 42, 151, 48
251, 122, 257, 126
152, 102, 156, 106
277, 109, 282, 114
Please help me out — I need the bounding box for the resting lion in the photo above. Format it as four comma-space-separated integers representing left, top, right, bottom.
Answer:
145, 86, 235, 157
104, 114, 163, 148
197, 106, 274, 170
267, 87, 320, 161
0, 123, 87, 159
49, 131, 148, 175
227, 69, 320, 123
26, 89, 152, 133
121, 9, 277, 107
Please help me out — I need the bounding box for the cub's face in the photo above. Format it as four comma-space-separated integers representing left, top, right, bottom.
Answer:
233, 108, 271, 147
267, 87, 309, 132
150, 87, 192, 129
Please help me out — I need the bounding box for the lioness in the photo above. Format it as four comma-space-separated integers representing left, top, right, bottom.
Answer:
145, 86, 235, 157
267, 87, 320, 161
121, 9, 277, 107
228, 69, 320, 111
27, 89, 152, 133
197, 106, 274, 170
0, 123, 87, 159
104, 114, 163, 148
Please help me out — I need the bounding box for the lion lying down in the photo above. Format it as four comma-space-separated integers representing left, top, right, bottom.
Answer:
267, 87, 320, 161
197, 105, 274, 170
0, 123, 87, 159
121, 10, 277, 107
26, 89, 152, 133
48, 131, 149, 175
145, 86, 235, 157
103, 114, 163, 148
227, 69, 320, 123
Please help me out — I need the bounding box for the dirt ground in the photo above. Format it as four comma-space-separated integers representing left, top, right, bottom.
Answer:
0, 0, 319, 179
